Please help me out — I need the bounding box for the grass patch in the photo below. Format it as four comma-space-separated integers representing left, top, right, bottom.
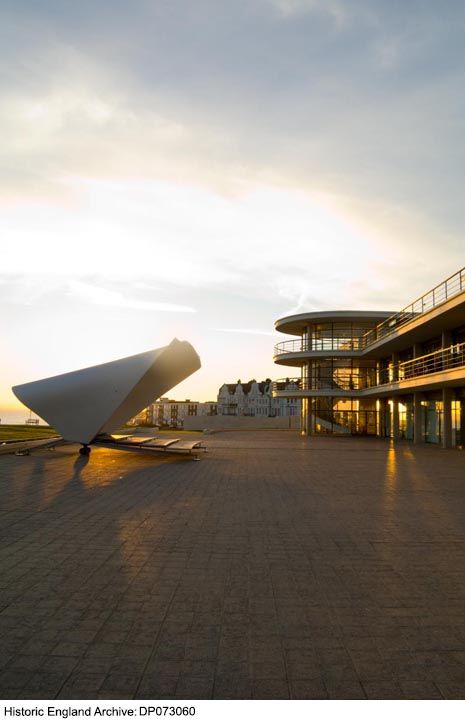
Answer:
0, 424, 59, 441
0, 424, 203, 443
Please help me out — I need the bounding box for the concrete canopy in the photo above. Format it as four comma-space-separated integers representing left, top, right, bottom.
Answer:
12, 338, 201, 444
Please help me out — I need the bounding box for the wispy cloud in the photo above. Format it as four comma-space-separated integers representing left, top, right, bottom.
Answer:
0, 275, 196, 313
212, 327, 279, 337
66, 280, 196, 313
266, 0, 351, 27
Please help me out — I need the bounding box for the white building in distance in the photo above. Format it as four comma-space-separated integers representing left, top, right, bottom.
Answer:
217, 379, 300, 417
130, 378, 300, 428
136, 398, 217, 428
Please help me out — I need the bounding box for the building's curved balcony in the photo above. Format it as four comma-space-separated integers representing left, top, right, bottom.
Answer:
274, 342, 465, 398
273, 338, 364, 365
274, 310, 393, 337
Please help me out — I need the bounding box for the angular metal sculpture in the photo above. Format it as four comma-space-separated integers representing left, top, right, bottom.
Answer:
12, 339, 201, 446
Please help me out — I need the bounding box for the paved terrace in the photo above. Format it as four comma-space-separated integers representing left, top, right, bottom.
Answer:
1, 431, 465, 700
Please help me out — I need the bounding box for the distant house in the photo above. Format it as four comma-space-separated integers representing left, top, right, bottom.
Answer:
129, 377, 301, 428
217, 379, 300, 417
143, 398, 217, 428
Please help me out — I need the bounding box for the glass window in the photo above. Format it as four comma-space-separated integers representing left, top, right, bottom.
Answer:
424, 400, 443, 444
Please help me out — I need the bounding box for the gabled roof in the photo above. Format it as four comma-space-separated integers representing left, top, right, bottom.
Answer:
221, 379, 272, 396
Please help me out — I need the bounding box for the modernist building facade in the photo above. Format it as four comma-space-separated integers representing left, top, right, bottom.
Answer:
218, 379, 301, 418
273, 267, 465, 448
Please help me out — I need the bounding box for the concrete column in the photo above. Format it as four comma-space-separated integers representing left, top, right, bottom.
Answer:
304, 359, 311, 431
383, 398, 390, 437
442, 388, 453, 449
441, 331, 452, 371
377, 398, 386, 437
392, 352, 399, 381
413, 392, 423, 444
300, 398, 306, 435
442, 330, 452, 348
307, 397, 314, 436
392, 398, 400, 440
306, 324, 312, 352
302, 397, 313, 436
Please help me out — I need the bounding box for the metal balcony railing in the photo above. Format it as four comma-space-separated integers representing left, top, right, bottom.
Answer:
361, 266, 465, 348
273, 342, 465, 393
273, 339, 306, 355
274, 337, 361, 356
272, 379, 303, 393
379, 341, 465, 385
272, 374, 377, 392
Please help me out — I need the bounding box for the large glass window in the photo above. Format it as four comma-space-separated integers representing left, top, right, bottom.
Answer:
306, 358, 377, 391
310, 398, 378, 435
423, 400, 443, 444
452, 400, 462, 447
309, 321, 380, 352
398, 400, 414, 440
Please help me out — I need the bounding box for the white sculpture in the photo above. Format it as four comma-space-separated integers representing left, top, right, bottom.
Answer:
12, 338, 201, 449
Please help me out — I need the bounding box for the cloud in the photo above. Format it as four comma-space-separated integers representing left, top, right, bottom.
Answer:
212, 327, 280, 337
264, 0, 352, 26
2, 0, 465, 221
0, 274, 196, 313
0, 0, 464, 301
66, 280, 196, 313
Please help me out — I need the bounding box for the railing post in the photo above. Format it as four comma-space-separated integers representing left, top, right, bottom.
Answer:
399, 361, 405, 381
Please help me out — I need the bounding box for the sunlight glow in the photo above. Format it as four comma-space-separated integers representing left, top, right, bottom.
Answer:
0, 179, 381, 295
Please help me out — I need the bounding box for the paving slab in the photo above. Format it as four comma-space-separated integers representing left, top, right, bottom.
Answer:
1, 432, 465, 698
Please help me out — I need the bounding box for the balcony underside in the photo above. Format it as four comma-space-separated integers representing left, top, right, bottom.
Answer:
361, 291, 465, 357
274, 389, 361, 398
274, 350, 362, 366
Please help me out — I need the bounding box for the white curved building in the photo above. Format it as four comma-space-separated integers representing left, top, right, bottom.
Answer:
274, 310, 392, 436
273, 267, 465, 448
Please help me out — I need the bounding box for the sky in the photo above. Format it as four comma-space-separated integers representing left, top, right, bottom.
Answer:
1, 0, 465, 422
